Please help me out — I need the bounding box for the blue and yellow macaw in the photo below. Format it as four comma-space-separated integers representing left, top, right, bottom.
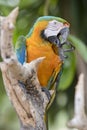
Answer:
15, 16, 74, 95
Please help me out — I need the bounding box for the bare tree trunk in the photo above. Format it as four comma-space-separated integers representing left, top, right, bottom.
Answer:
67, 52, 87, 130
0, 7, 54, 130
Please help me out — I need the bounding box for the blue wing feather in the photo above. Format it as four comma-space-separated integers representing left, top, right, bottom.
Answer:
15, 35, 26, 64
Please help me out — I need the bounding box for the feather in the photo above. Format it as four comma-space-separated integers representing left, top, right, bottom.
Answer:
15, 35, 26, 64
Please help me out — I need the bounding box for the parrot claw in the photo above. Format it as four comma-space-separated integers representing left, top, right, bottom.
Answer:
59, 41, 75, 60
41, 87, 51, 100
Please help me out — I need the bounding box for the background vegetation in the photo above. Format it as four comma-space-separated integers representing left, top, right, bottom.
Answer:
0, 0, 87, 130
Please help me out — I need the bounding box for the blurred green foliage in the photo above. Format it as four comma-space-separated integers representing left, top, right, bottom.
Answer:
0, 0, 87, 130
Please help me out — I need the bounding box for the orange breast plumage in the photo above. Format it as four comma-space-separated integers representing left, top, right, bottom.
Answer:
26, 38, 62, 87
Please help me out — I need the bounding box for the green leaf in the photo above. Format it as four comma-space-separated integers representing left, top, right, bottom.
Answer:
0, 0, 19, 7
58, 35, 87, 90
58, 53, 76, 90
68, 35, 87, 63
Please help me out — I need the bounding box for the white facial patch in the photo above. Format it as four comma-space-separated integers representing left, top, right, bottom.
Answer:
44, 20, 69, 43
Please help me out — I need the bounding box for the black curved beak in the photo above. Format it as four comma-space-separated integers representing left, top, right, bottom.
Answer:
48, 36, 62, 47
48, 35, 75, 60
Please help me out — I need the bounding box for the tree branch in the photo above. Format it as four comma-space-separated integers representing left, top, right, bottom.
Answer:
0, 7, 54, 130
67, 73, 87, 130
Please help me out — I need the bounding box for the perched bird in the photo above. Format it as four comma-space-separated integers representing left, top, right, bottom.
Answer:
15, 16, 74, 92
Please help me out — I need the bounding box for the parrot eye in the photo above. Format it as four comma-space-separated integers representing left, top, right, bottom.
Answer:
53, 20, 57, 25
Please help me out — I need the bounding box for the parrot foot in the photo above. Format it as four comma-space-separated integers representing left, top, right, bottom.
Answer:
41, 87, 51, 100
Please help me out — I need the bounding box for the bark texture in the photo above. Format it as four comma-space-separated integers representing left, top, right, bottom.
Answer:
0, 7, 54, 130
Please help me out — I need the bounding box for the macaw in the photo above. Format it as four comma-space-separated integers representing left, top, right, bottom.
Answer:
15, 16, 74, 97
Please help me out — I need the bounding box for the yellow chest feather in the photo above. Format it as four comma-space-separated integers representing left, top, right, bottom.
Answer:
26, 38, 62, 86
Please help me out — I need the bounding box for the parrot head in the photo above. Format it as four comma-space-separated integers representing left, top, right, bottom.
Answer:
27, 16, 74, 60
